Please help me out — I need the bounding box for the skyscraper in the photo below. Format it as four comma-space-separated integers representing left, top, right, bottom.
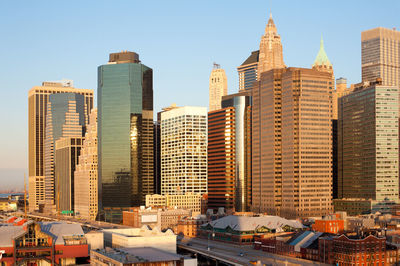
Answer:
257, 14, 285, 76
237, 50, 259, 92
98, 51, 153, 219
252, 67, 333, 218
44, 93, 87, 212
209, 63, 228, 112
55, 136, 83, 214
208, 107, 236, 211
161, 106, 207, 196
362, 27, 400, 87
28, 81, 93, 212
208, 92, 252, 212
74, 109, 98, 221
338, 82, 399, 204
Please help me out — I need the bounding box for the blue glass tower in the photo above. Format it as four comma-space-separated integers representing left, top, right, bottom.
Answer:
98, 52, 153, 219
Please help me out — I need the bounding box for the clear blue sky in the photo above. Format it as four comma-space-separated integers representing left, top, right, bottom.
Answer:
0, 0, 398, 190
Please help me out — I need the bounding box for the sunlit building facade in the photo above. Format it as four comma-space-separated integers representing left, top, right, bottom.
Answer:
55, 136, 83, 214
161, 106, 207, 196
75, 109, 98, 220
237, 50, 259, 92
28, 81, 93, 212
98, 51, 154, 217
362, 27, 400, 88
209, 63, 227, 112
338, 83, 399, 203
208, 92, 252, 212
252, 67, 333, 218
44, 93, 86, 212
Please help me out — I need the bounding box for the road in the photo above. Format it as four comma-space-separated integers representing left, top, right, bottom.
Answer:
178, 237, 328, 266
8, 211, 129, 230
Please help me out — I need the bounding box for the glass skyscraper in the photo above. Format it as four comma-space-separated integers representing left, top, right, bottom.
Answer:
98, 51, 153, 217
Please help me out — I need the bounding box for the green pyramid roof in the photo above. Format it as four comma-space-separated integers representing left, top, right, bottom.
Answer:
313, 36, 332, 67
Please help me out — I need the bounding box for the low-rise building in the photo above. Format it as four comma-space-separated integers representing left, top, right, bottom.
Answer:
0, 220, 88, 266
176, 215, 208, 237
199, 215, 303, 245
102, 225, 177, 254
91, 247, 189, 266
122, 207, 191, 231
312, 217, 344, 234
0, 198, 17, 212
146, 193, 203, 215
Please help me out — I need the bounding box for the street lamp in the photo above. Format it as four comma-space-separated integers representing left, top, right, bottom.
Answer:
207, 226, 215, 251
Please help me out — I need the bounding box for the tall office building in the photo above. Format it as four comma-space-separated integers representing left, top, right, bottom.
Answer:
257, 14, 285, 76
74, 109, 98, 221
154, 104, 179, 195
209, 63, 228, 112
252, 67, 333, 218
338, 82, 399, 204
55, 136, 83, 214
28, 81, 93, 212
161, 106, 207, 196
362, 27, 400, 87
44, 93, 87, 212
237, 51, 259, 92
208, 92, 252, 212
208, 107, 235, 211
98, 51, 153, 218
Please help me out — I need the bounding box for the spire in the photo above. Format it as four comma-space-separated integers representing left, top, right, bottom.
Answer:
313, 35, 332, 68
267, 12, 275, 28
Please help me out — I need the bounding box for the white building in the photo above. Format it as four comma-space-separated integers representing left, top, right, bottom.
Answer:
146, 193, 202, 215
74, 109, 98, 220
161, 106, 207, 196
102, 226, 177, 254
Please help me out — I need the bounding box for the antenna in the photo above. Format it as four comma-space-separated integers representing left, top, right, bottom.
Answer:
24, 173, 27, 219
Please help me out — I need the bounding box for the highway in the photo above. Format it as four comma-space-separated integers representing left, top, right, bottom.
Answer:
178, 237, 328, 266
7, 211, 129, 231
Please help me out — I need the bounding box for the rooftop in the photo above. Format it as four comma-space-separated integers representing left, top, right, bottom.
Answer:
202, 215, 303, 232
94, 247, 182, 263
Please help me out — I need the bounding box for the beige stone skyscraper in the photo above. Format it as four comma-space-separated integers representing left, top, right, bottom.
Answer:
362, 27, 400, 87
28, 81, 93, 212
75, 109, 98, 220
257, 14, 285, 76
252, 67, 333, 218
209, 63, 228, 112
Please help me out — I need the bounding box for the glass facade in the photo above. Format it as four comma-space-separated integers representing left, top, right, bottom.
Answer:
44, 93, 86, 209
338, 85, 399, 202
221, 93, 252, 212
98, 60, 153, 212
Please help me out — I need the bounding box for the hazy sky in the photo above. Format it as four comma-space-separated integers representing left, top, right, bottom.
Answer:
0, 0, 399, 189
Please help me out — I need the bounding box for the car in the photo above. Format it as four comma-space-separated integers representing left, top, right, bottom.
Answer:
187, 243, 192, 246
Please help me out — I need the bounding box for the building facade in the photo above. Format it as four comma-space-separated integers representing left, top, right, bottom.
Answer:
98, 51, 154, 218
44, 93, 87, 213
74, 109, 98, 220
0, 221, 88, 266
252, 67, 333, 218
145, 193, 202, 214
207, 107, 236, 211
160, 106, 207, 196
55, 136, 83, 214
362, 27, 400, 88
257, 14, 285, 76
338, 82, 399, 206
237, 50, 259, 92
208, 92, 252, 212
28, 81, 93, 212
209, 63, 228, 112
